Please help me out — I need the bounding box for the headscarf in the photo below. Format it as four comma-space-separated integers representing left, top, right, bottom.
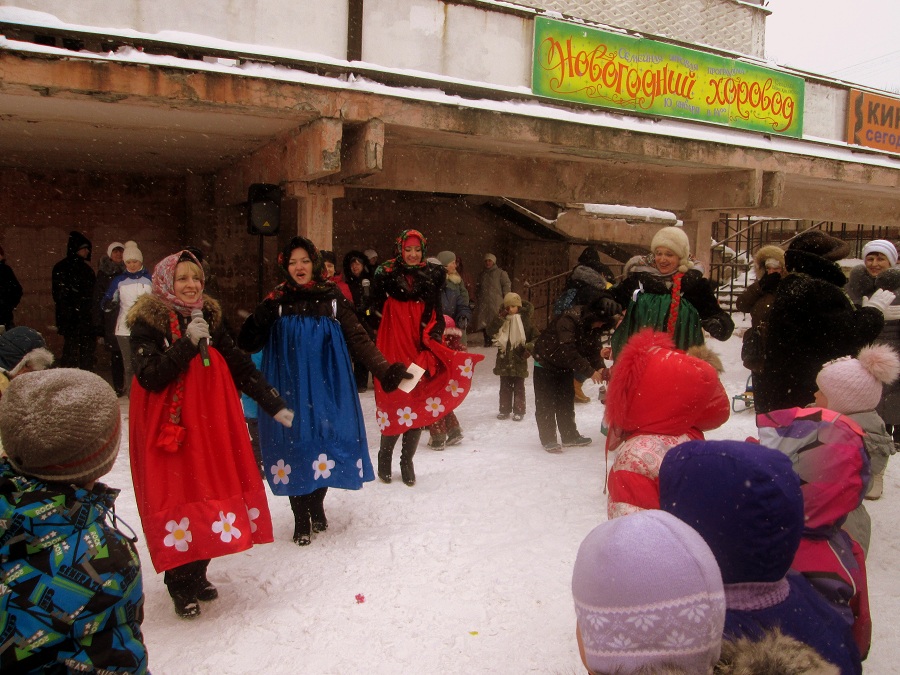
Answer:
152, 250, 205, 316
377, 229, 428, 276
264, 236, 332, 302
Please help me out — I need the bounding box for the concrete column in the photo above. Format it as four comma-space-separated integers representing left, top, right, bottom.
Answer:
284, 183, 345, 249
683, 211, 719, 273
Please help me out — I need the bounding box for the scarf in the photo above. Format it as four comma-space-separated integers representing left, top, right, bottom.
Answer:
493, 313, 526, 354
152, 250, 205, 317
377, 229, 428, 276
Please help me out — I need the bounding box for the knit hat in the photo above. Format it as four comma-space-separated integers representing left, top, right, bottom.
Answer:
650, 226, 693, 273
862, 239, 898, 267
426, 257, 442, 266
816, 344, 900, 414
0, 369, 121, 483
364, 249, 378, 262
107, 241, 125, 258
122, 240, 143, 263
572, 510, 726, 674
436, 250, 456, 267
502, 292, 522, 308
484, 253, 497, 264
0, 327, 54, 376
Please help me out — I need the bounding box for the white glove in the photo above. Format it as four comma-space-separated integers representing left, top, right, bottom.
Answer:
274, 408, 294, 428
185, 316, 211, 346
863, 289, 897, 314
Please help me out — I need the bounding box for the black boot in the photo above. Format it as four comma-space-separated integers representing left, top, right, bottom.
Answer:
400, 429, 421, 486
289, 495, 312, 546
378, 435, 398, 483
309, 487, 328, 533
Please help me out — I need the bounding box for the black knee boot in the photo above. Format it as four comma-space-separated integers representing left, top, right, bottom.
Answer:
400, 429, 421, 486
309, 487, 328, 533
379, 434, 399, 483
289, 495, 311, 546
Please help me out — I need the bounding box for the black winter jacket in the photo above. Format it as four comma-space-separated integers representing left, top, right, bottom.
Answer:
51, 232, 96, 336
371, 261, 446, 342
533, 305, 605, 379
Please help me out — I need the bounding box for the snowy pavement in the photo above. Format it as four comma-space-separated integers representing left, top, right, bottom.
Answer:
110, 327, 897, 673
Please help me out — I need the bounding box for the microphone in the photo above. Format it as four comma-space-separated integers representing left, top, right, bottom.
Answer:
361, 278, 371, 298
190, 308, 211, 367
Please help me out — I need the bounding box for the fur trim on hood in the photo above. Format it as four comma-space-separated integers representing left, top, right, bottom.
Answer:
752, 245, 786, 276
687, 344, 724, 373
126, 293, 222, 332
716, 628, 840, 675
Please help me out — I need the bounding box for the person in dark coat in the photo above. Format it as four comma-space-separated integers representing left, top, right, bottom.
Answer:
337, 249, 377, 391
754, 230, 891, 414
0, 244, 23, 330
610, 226, 733, 358
0, 326, 54, 397
531, 294, 621, 452
660, 439, 863, 675
734, 245, 785, 379
487, 292, 536, 421
93, 241, 126, 394
52, 231, 98, 371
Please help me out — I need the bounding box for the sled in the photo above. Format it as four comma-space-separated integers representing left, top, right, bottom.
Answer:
732, 376, 755, 413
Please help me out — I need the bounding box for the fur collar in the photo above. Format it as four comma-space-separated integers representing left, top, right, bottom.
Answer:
127, 293, 222, 332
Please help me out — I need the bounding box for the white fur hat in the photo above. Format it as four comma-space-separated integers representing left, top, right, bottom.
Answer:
650, 226, 693, 273
122, 240, 143, 263
862, 240, 898, 267
817, 344, 900, 414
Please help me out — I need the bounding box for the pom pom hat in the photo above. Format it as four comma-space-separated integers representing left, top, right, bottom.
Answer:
816, 344, 900, 414
122, 240, 143, 263
0, 369, 121, 483
862, 239, 898, 267
503, 292, 522, 308
650, 226, 693, 273
572, 510, 726, 674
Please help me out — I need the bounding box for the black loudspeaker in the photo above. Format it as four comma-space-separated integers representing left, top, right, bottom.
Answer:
247, 183, 282, 235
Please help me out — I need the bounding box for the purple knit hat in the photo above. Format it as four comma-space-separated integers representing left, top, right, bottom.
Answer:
572, 510, 725, 674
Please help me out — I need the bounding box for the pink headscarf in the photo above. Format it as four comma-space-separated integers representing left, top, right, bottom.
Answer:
152, 250, 205, 316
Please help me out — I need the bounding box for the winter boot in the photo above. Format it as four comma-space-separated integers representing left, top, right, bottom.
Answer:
446, 427, 464, 446
171, 594, 201, 619
866, 471, 884, 500
400, 430, 421, 486
428, 432, 446, 451
574, 379, 590, 404
310, 487, 328, 533
378, 435, 398, 483
289, 495, 312, 546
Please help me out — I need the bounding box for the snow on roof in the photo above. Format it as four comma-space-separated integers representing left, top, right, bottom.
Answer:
1, 6, 899, 173
581, 204, 679, 223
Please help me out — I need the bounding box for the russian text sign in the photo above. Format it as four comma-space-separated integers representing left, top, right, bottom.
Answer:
847, 89, 900, 155
533, 17, 804, 138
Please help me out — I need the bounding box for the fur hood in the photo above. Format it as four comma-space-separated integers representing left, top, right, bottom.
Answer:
716, 628, 840, 674
126, 293, 222, 332
846, 263, 877, 304
752, 245, 786, 276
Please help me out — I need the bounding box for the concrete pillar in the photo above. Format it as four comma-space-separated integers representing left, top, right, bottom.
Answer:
683, 210, 719, 273
284, 183, 345, 249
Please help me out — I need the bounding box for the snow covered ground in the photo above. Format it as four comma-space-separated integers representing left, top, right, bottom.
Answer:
110, 318, 897, 673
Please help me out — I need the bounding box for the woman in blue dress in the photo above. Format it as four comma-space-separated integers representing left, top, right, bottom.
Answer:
239, 237, 410, 545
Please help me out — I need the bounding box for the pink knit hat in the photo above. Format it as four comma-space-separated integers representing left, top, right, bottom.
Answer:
816, 344, 900, 414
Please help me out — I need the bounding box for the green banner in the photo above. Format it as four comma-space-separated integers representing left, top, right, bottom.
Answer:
533, 17, 804, 137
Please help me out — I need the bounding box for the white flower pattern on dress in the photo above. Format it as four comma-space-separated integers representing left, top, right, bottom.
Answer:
246, 506, 260, 533
356, 458, 363, 477
163, 517, 192, 552
376, 409, 390, 431
397, 407, 417, 427
313, 453, 335, 479
271, 459, 291, 485
425, 397, 445, 417
212, 511, 242, 543
458, 358, 475, 379
445, 380, 463, 398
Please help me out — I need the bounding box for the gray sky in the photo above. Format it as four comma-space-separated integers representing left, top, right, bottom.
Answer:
765, 0, 900, 94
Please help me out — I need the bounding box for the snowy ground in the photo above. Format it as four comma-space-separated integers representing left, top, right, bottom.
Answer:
109, 319, 897, 673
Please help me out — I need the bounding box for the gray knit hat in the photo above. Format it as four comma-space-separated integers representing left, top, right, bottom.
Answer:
0, 369, 121, 483
436, 250, 456, 267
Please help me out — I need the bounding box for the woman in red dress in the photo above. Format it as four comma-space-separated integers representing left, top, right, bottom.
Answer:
371, 230, 483, 485
128, 250, 292, 618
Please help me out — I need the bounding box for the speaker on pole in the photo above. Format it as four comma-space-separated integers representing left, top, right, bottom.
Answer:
247, 183, 282, 235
